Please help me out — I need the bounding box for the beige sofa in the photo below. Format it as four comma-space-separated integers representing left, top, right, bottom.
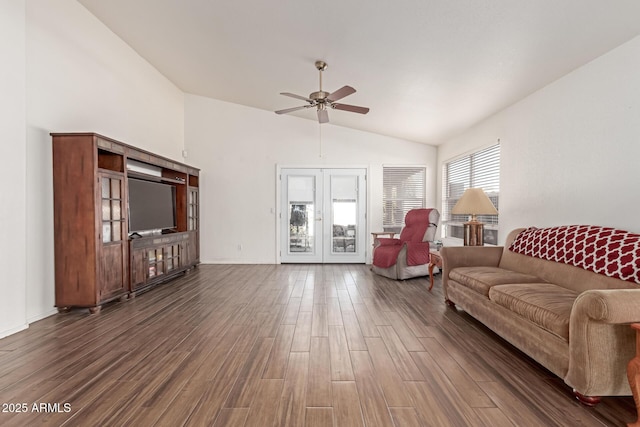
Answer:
441, 226, 640, 405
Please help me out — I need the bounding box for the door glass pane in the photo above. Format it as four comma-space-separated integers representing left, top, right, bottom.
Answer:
102, 178, 110, 198
102, 200, 111, 221
112, 222, 121, 242
331, 176, 357, 253
156, 261, 164, 275
111, 179, 120, 199
111, 201, 121, 220
102, 222, 111, 243
288, 176, 315, 253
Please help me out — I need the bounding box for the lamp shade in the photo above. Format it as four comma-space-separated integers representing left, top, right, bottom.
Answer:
451, 188, 498, 216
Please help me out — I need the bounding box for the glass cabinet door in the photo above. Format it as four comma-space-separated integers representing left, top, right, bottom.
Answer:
166, 244, 181, 272
147, 248, 164, 278
188, 188, 199, 231
101, 175, 124, 243
98, 171, 127, 299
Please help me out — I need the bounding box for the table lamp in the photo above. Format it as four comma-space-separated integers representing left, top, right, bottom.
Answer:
451, 188, 498, 246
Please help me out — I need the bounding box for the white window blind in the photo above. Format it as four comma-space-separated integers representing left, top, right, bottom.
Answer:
442, 144, 500, 244
383, 166, 426, 232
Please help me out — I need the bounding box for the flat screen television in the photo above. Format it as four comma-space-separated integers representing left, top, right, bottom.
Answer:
128, 178, 177, 233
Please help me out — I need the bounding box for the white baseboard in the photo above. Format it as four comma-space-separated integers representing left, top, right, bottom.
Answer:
0, 323, 28, 340
28, 308, 58, 324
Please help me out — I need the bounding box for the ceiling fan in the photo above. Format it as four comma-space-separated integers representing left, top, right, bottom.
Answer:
275, 60, 370, 124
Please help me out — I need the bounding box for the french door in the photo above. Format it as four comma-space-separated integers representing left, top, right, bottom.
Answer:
280, 168, 366, 263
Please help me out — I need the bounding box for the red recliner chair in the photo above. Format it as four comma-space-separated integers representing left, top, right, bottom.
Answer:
371, 208, 440, 280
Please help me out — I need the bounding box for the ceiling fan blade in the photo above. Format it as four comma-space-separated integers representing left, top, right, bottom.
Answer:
275, 105, 311, 115
327, 85, 356, 102
332, 103, 370, 114
317, 108, 329, 124
280, 92, 313, 103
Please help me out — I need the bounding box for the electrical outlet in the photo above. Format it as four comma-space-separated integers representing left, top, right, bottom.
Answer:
237, 244, 242, 251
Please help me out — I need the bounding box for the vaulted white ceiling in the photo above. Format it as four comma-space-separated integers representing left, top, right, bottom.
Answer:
78, 0, 640, 145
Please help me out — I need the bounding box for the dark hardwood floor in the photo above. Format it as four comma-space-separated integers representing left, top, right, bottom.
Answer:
0, 264, 635, 426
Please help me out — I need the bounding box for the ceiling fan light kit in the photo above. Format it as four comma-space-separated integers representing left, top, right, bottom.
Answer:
275, 60, 370, 124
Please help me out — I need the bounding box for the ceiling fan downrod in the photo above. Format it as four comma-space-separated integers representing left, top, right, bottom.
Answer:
311, 61, 329, 103
316, 60, 327, 92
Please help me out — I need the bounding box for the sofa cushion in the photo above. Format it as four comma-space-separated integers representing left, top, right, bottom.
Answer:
489, 283, 578, 340
449, 266, 543, 297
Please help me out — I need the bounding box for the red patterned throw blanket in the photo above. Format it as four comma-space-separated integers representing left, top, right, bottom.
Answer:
509, 225, 640, 285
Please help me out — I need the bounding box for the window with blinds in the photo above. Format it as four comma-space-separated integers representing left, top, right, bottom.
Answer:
383, 166, 426, 233
442, 144, 500, 244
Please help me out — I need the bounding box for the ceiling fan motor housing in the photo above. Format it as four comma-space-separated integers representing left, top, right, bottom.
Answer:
309, 91, 330, 102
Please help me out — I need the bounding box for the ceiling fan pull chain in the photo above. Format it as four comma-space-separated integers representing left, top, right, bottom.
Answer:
318, 121, 323, 158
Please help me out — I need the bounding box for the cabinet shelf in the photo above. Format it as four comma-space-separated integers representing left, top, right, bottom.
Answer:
127, 170, 186, 184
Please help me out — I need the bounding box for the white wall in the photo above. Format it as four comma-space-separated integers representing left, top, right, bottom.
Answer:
24, 0, 185, 322
185, 95, 437, 264
14, 1, 637, 336
0, 1, 28, 338
438, 35, 640, 243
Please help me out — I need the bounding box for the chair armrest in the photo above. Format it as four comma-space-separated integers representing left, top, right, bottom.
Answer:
371, 232, 396, 239
566, 289, 640, 396
371, 231, 396, 250
372, 232, 397, 249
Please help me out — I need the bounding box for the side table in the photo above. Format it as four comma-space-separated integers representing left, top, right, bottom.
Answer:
628, 323, 640, 427
428, 250, 442, 291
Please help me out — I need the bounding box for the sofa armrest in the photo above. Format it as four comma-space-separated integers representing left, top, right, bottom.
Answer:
572, 289, 640, 324
439, 246, 504, 299
566, 289, 640, 396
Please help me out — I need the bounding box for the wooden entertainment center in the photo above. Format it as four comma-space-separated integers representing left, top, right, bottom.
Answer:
52, 133, 200, 313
